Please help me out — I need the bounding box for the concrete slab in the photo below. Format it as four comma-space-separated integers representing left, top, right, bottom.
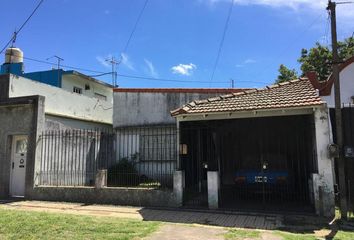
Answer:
0, 200, 281, 229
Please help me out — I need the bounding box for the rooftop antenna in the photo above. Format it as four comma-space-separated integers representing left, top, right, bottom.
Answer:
46, 55, 64, 70
105, 56, 119, 87
46, 55, 64, 85
230, 78, 235, 88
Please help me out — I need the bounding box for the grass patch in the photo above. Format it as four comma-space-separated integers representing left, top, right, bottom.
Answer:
274, 231, 317, 240
0, 208, 159, 240
333, 230, 354, 240
224, 229, 260, 239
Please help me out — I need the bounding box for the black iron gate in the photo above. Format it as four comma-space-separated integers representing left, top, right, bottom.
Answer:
331, 106, 354, 216
179, 125, 217, 207
180, 115, 316, 213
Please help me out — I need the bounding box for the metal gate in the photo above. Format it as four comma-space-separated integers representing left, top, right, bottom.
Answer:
179, 115, 316, 213
179, 125, 217, 207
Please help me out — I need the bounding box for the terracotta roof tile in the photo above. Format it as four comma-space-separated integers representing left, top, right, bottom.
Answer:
171, 78, 324, 116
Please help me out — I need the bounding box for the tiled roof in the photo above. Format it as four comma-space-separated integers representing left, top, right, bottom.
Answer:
171, 78, 324, 116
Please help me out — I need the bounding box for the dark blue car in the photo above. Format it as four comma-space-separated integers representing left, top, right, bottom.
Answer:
234, 170, 288, 185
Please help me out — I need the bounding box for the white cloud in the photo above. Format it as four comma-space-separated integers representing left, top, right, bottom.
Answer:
120, 53, 135, 71
96, 55, 111, 68
171, 63, 197, 76
235, 58, 256, 68
202, 0, 354, 22
244, 58, 256, 64
144, 59, 159, 78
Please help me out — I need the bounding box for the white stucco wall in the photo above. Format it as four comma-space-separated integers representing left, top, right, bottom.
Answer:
313, 107, 335, 217
61, 74, 113, 104
321, 62, 354, 107
8, 75, 112, 124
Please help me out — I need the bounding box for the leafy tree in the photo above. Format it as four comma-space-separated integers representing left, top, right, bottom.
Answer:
298, 42, 332, 81
275, 36, 354, 83
275, 64, 298, 83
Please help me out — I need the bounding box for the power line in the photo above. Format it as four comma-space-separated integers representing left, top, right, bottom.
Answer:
122, 0, 149, 54
210, 0, 234, 83
1, 51, 269, 85
0, 0, 45, 54
116, 73, 229, 84
246, 11, 325, 81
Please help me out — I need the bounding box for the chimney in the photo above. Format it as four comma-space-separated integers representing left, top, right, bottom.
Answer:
306, 71, 321, 90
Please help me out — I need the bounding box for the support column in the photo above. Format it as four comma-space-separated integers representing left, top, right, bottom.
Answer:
313, 107, 335, 217
173, 170, 184, 207
207, 171, 219, 209
95, 169, 107, 189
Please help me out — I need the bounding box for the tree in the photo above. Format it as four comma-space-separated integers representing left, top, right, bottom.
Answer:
275, 64, 298, 83
298, 42, 332, 81
298, 37, 354, 81
275, 36, 354, 83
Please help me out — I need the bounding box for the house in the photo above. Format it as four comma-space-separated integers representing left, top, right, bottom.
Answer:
171, 78, 335, 217
0, 47, 113, 129
0, 47, 113, 198
307, 55, 354, 213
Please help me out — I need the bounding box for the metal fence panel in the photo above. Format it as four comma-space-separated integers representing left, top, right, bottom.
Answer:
38, 125, 177, 189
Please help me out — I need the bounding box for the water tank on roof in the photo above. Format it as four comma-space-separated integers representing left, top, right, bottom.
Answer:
5, 47, 23, 64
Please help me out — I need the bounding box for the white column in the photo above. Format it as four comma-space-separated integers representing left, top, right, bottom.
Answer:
173, 170, 184, 207
207, 171, 219, 209
313, 107, 335, 217
95, 169, 107, 189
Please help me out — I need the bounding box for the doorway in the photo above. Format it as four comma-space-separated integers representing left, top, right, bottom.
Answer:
10, 135, 28, 197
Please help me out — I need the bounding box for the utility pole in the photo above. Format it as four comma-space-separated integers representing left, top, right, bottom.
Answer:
327, 0, 348, 220
230, 78, 234, 88
106, 56, 119, 87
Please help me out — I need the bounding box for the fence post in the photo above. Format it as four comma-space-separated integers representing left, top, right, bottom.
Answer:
174, 170, 184, 206
95, 169, 107, 189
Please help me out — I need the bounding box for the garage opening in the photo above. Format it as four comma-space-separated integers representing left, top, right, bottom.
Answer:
180, 114, 317, 213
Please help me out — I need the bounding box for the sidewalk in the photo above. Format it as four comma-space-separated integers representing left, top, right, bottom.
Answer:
0, 200, 282, 230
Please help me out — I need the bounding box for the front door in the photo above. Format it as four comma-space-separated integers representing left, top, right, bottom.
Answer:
10, 135, 28, 197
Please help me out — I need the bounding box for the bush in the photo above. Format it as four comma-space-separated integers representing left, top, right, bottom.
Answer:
107, 157, 139, 187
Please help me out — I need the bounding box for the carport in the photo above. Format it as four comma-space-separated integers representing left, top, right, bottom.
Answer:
172, 79, 335, 217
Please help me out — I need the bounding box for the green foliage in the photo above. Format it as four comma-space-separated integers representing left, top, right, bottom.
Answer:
276, 36, 354, 83
298, 42, 332, 81
0, 208, 159, 240
107, 154, 139, 186
275, 64, 298, 83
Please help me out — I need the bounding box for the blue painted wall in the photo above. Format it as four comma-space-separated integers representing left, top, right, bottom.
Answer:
0, 62, 63, 88
0, 63, 23, 75
23, 70, 62, 87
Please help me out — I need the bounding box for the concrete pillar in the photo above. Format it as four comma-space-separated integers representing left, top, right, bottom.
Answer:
95, 169, 107, 189
313, 107, 335, 217
207, 171, 219, 209
173, 170, 184, 207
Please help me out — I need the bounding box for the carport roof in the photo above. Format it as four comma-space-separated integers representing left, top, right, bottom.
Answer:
171, 78, 324, 116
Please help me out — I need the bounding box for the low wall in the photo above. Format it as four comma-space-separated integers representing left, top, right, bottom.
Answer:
29, 186, 177, 207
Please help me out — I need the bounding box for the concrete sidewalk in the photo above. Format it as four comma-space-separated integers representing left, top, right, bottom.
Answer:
0, 200, 283, 230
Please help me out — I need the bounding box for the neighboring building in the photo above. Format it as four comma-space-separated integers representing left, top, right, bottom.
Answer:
171, 79, 335, 217
0, 48, 113, 198
307, 56, 354, 214
307, 56, 354, 107
0, 47, 113, 129
112, 88, 246, 189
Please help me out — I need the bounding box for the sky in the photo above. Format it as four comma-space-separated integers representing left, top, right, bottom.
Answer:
1, 0, 354, 89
